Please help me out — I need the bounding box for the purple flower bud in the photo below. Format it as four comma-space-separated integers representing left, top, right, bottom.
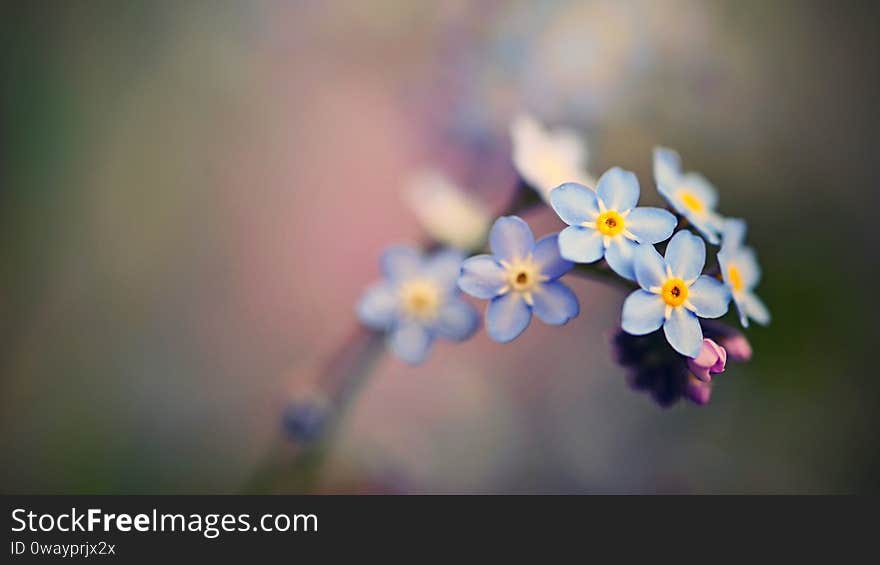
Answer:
686, 339, 727, 383
282, 397, 330, 445
685, 373, 713, 405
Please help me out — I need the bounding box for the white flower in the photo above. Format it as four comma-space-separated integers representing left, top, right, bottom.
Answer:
510, 114, 595, 202
404, 171, 491, 250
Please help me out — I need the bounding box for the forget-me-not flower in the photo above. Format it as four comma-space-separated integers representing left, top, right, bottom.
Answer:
458, 216, 578, 342
549, 167, 677, 280
510, 114, 595, 202
358, 246, 479, 364
717, 218, 771, 327
622, 230, 730, 357
653, 147, 724, 244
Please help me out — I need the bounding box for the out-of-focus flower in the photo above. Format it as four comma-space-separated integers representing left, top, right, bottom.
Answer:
687, 338, 727, 382
282, 396, 330, 445
357, 246, 479, 364
685, 373, 713, 405
622, 230, 730, 357
404, 171, 491, 250
653, 147, 724, 244
510, 114, 594, 202
718, 218, 771, 328
458, 216, 577, 343
549, 167, 676, 280
611, 329, 688, 407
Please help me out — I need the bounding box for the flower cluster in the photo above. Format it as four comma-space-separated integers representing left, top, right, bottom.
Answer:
356, 115, 770, 407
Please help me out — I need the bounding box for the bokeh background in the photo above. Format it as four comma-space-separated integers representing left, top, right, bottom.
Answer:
2, 0, 878, 493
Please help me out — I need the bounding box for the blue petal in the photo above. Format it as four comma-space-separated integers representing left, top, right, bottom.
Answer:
490, 216, 535, 262
356, 282, 398, 329
604, 236, 639, 281
735, 247, 762, 288
721, 217, 747, 251
424, 248, 466, 292
558, 225, 605, 263
663, 307, 703, 357
532, 234, 573, 280
458, 255, 506, 299
531, 281, 579, 325
381, 245, 423, 281
664, 230, 705, 281
653, 146, 682, 189
687, 276, 730, 318
389, 321, 433, 364
486, 293, 532, 343
433, 298, 480, 341
549, 182, 599, 226
625, 207, 677, 244
741, 291, 771, 326
678, 172, 718, 209
596, 167, 640, 211
633, 243, 667, 291
687, 212, 723, 245
621, 290, 665, 335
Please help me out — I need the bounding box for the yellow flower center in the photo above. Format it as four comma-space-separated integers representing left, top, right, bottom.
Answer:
661, 278, 689, 307
728, 264, 744, 292
398, 279, 441, 321
499, 257, 548, 305
596, 210, 625, 236
679, 190, 704, 213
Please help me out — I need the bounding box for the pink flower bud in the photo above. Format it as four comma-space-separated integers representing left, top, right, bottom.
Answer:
719, 333, 752, 362
687, 339, 727, 383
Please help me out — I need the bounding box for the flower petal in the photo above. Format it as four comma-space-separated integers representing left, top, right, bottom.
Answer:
356, 282, 398, 330
742, 291, 771, 326
549, 182, 598, 226
735, 247, 762, 289
653, 146, 682, 189
532, 234, 573, 280
433, 299, 480, 341
381, 245, 423, 281
663, 307, 703, 357
687, 212, 723, 245
664, 230, 706, 281
721, 217, 747, 251
625, 207, 677, 244
633, 243, 667, 291
621, 290, 666, 335
604, 236, 639, 281
388, 321, 433, 365
489, 216, 534, 262
458, 255, 506, 299
532, 281, 579, 325
678, 172, 719, 210
486, 292, 532, 343
558, 225, 605, 263
596, 167, 640, 211
424, 248, 466, 292
687, 276, 730, 319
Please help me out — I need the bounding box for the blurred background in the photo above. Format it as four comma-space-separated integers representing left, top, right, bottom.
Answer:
2, 0, 878, 493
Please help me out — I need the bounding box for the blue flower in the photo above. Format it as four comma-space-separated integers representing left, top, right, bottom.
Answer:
653, 147, 724, 244
357, 246, 480, 364
458, 216, 578, 343
621, 230, 731, 357
549, 167, 677, 281
717, 218, 771, 327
